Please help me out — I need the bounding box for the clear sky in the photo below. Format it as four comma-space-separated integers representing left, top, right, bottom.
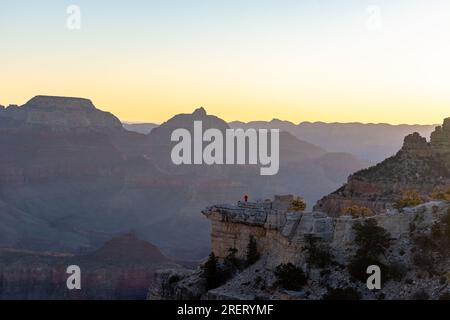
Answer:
1, 0, 449, 124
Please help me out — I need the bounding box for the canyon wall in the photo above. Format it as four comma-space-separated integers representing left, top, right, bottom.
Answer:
315, 118, 450, 216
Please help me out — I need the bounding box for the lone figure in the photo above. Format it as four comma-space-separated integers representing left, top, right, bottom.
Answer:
244, 194, 249, 203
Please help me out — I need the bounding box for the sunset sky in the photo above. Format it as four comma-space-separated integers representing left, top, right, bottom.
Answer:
1, 0, 449, 124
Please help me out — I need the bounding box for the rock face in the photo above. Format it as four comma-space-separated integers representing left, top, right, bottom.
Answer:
431, 118, 450, 164
202, 196, 447, 267
203, 195, 312, 266
153, 197, 450, 300
315, 118, 450, 216
148, 269, 206, 300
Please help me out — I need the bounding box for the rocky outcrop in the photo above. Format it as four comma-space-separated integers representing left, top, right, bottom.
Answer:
431, 118, 450, 165
315, 118, 450, 216
0, 96, 123, 133
202, 196, 449, 266
148, 269, 205, 300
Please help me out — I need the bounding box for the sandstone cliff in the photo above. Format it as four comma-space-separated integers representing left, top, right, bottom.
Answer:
151, 196, 450, 300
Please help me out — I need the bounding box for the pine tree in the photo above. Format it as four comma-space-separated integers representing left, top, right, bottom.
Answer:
246, 236, 260, 265
202, 252, 220, 290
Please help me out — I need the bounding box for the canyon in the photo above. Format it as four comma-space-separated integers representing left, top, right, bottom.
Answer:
151, 118, 450, 300
0, 95, 368, 260
1, 95, 448, 300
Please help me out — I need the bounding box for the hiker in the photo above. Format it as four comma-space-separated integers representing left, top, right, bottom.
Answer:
244, 195, 249, 202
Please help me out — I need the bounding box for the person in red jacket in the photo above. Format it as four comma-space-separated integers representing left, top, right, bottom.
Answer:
244, 194, 249, 202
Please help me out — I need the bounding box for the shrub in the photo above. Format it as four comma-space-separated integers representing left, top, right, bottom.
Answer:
394, 190, 423, 210
386, 262, 407, 282
353, 219, 391, 257
168, 275, 181, 285
342, 205, 374, 218
347, 219, 391, 283
412, 252, 435, 273
246, 236, 260, 266
304, 234, 334, 268
274, 263, 307, 291
424, 208, 450, 257
289, 197, 306, 212
224, 247, 243, 270
202, 252, 233, 290
323, 287, 361, 300
202, 253, 222, 290
430, 187, 450, 201
411, 289, 429, 300
414, 235, 437, 251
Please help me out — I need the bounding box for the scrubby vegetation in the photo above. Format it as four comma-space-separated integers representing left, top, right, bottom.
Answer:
202, 253, 223, 290
348, 219, 391, 283
274, 263, 307, 291
353, 219, 391, 257
289, 197, 306, 212
342, 205, 374, 218
411, 208, 450, 275
224, 247, 244, 271
202, 252, 235, 290
430, 187, 450, 201
394, 190, 423, 210
304, 234, 334, 269
386, 261, 408, 281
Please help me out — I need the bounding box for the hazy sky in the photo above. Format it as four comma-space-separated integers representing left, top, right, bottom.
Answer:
1, 0, 449, 124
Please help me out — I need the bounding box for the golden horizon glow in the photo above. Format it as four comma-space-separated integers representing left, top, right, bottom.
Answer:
1, 1, 449, 125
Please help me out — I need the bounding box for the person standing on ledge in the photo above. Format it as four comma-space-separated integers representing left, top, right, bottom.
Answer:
244, 195, 249, 203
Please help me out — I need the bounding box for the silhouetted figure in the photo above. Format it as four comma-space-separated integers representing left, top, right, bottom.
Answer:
244, 195, 249, 202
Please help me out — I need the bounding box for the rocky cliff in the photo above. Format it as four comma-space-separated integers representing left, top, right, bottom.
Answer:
315, 118, 450, 216
0, 96, 123, 132
151, 196, 450, 300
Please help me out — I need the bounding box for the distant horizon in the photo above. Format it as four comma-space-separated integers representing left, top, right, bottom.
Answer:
122, 110, 442, 127
2, 95, 443, 127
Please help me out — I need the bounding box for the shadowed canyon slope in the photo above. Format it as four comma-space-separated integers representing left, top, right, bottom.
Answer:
0, 95, 414, 260
315, 118, 450, 216
229, 120, 436, 163
0, 233, 177, 300
126, 118, 436, 164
